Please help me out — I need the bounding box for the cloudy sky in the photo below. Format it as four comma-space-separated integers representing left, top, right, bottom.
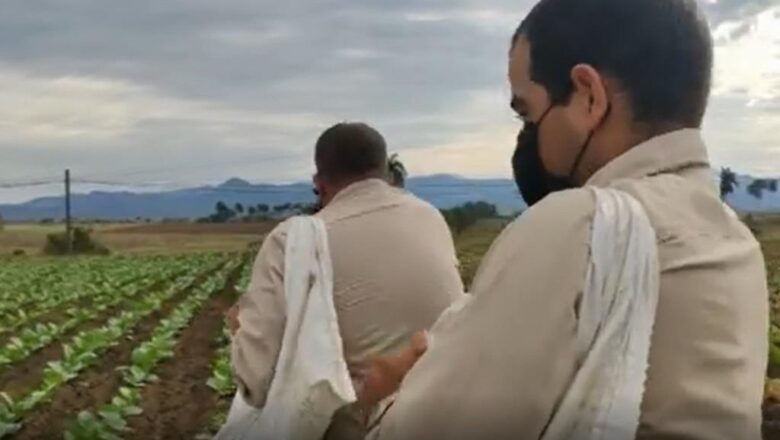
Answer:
0, 0, 778, 203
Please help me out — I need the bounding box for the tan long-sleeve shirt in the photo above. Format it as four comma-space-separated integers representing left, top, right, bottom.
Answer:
231, 178, 464, 438
373, 129, 769, 440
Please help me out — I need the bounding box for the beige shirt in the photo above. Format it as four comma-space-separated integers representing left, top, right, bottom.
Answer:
373, 129, 769, 440
231, 178, 464, 437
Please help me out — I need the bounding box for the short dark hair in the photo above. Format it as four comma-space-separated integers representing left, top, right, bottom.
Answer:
513, 0, 713, 129
315, 122, 388, 181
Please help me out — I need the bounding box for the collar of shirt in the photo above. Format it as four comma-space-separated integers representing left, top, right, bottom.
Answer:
318, 178, 400, 222
586, 128, 711, 187
328, 178, 392, 205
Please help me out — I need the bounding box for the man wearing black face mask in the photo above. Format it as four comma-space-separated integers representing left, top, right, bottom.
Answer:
512, 105, 578, 205
358, 0, 769, 439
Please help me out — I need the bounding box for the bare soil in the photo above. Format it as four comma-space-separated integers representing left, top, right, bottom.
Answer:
124, 262, 244, 439
0, 269, 189, 395
9, 262, 228, 440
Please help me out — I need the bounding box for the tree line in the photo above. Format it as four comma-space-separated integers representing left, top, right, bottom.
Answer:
197, 201, 319, 223
720, 167, 778, 200
440, 201, 500, 236
198, 154, 409, 223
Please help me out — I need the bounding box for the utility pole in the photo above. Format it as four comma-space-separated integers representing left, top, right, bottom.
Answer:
65, 169, 72, 254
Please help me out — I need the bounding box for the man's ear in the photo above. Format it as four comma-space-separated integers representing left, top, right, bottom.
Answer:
313, 174, 324, 191
570, 64, 609, 128
313, 174, 331, 206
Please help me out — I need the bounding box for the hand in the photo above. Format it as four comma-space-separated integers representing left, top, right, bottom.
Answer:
355, 331, 429, 408
226, 304, 240, 335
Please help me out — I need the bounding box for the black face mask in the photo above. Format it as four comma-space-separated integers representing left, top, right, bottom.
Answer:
512, 105, 595, 207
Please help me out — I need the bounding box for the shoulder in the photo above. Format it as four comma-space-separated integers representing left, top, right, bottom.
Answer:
256, 219, 291, 258
474, 188, 596, 282
608, 173, 756, 244
504, 188, 596, 242
394, 189, 448, 219
466, 189, 597, 311
269, 219, 292, 242
396, 191, 456, 235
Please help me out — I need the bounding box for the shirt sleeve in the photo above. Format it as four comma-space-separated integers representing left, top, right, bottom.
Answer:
230, 223, 288, 408
373, 189, 596, 440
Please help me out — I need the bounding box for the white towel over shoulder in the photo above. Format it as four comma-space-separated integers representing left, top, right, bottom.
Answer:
542, 188, 660, 440
215, 216, 356, 440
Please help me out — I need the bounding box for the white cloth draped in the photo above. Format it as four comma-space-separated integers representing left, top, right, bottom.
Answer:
216, 216, 356, 440
541, 188, 660, 440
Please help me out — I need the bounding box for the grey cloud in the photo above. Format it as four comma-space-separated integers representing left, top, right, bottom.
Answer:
0, 0, 776, 203
704, 94, 780, 175
0, 0, 524, 137
702, 0, 777, 24
728, 19, 755, 39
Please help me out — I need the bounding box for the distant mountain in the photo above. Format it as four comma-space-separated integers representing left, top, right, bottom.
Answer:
0, 175, 523, 221
0, 180, 314, 221
0, 173, 777, 221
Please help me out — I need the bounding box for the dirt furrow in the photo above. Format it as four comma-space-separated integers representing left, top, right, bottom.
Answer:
0, 268, 200, 397
9, 262, 230, 440
124, 265, 241, 439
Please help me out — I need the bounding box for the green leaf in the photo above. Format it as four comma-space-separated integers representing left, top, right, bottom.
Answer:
0, 392, 14, 408
130, 365, 147, 378
98, 409, 127, 432
122, 405, 143, 417
0, 421, 21, 437
118, 387, 138, 401
24, 389, 51, 409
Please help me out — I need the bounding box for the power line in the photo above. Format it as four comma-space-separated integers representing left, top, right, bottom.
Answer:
2, 147, 518, 192
0, 171, 517, 201
0, 173, 61, 184
0, 180, 60, 189
71, 179, 177, 188
66, 180, 516, 191
0, 179, 516, 192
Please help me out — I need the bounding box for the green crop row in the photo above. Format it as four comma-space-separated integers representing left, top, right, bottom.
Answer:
64, 262, 241, 440
0, 257, 168, 318
0, 255, 209, 335
0, 256, 230, 437
0, 255, 214, 373
196, 259, 253, 439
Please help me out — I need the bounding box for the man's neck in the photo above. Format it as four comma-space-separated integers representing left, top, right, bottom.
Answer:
573, 123, 686, 185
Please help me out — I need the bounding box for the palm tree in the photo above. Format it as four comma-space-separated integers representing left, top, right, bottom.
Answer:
720, 167, 738, 200
388, 153, 408, 188
213, 201, 234, 223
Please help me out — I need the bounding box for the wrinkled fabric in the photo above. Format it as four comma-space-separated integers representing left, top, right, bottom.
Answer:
542, 188, 659, 440
372, 129, 768, 440
216, 217, 355, 440
231, 179, 463, 439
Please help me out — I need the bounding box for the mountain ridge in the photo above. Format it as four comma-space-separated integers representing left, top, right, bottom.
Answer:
0, 173, 777, 221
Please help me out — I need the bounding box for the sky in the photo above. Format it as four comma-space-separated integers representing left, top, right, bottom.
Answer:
0, 0, 778, 203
